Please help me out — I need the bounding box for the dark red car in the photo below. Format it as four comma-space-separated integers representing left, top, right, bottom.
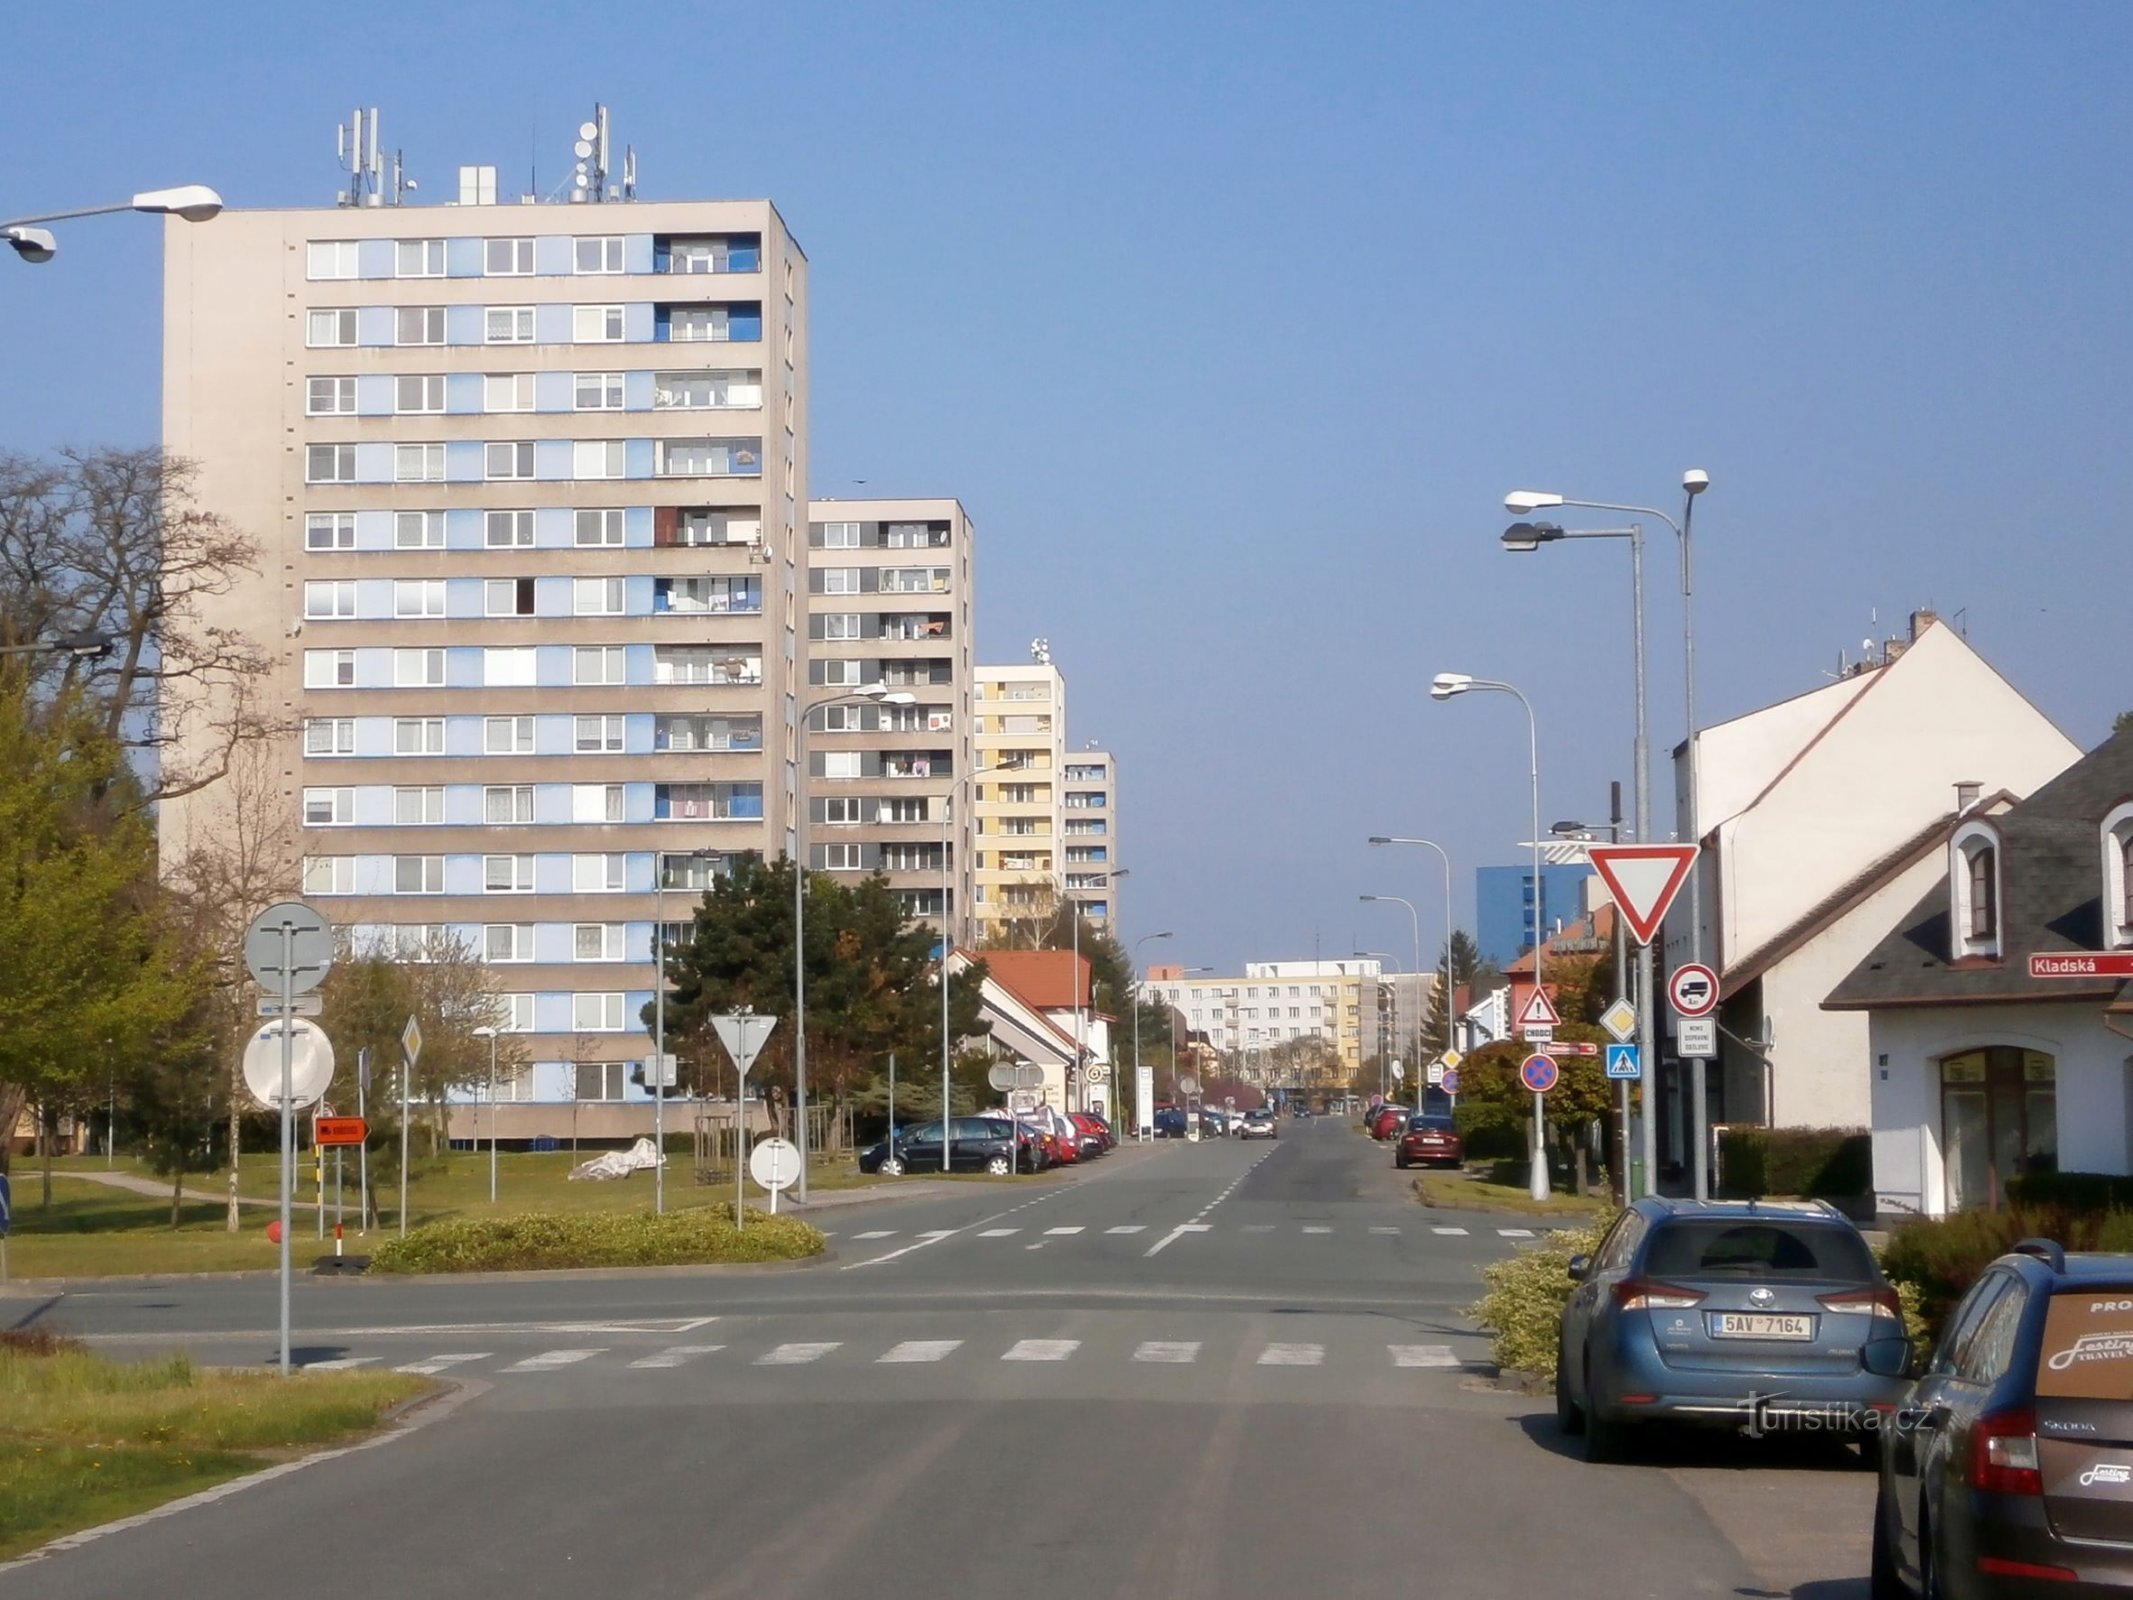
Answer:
1368, 1104, 1410, 1141
1394, 1113, 1463, 1169
1067, 1112, 1109, 1159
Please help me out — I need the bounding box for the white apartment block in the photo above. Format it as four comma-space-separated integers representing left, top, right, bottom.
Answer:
1062, 747, 1120, 929
1146, 959, 1388, 1079
803, 498, 976, 936
160, 169, 808, 1132
972, 657, 1066, 943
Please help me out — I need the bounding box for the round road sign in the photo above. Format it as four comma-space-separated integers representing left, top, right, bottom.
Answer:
986, 1063, 1016, 1091
1179, 1075, 1201, 1097
243, 900, 335, 996
1440, 1068, 1461, 1095
748, 1137, 801, 1192
1667, 962, 1720, 1019
242, 1019, 335, 1110
1520, 1053, 1560, 1094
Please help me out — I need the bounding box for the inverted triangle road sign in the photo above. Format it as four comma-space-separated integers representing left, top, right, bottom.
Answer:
1588, 844, 1701, 947
711, 1014, 780, 1082
1515, 987, 1561, 1030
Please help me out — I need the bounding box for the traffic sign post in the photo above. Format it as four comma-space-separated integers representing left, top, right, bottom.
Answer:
1587, 845, 1700, 947
1520, 1053, 1558, 1205
1514, 987, 1561, 1042
399, 1014, 421, 1242
1440, 1067, 1460, 1096
1605, 1044, 1642, 1081
1676, 1017, 1717, 1059
748, 1137, 800, 1215
1667, 963, 1719, 1019
712, 1014, 780, 1231
1598, 998, 1638, 1044
0, 1170, 11, 1284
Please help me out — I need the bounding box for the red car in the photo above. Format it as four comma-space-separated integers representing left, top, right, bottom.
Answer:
1068, 1112, 1111, 1157
1394, 1114, 1463, 1169
1368, 1104, 1410, 1140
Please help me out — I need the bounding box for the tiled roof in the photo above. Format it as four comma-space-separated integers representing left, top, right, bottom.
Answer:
1825, 729, 2133, 1011
978, 949, 1091, 1012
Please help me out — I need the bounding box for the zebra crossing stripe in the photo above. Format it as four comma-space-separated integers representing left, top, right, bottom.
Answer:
1257, 1343, 1324, 1366
502, 1349, 603, 1373
918, 1230, 956, 1240
1431, 1226, 1470, 1236
1498, 1228, 1537, 1238
1302, 1226, 1332, 1234
395, 1353, 489, 1375
878, 1340, 963, 1364
302, 1356, 378, 1371
1369, 1226, 1401, 1235
1242, 1224, 1276, 1233
1002, 1339, 1079, 1362
629, 1344, 725, 1369
756, 1342, 841, 1365
1104, 1225, 1146, 1234
853, 1230, 897, 1240
978, 1227, 1021, 1237
1133, 1341, 1200, 1364
1389, 1344, 1460, 1368
1044, 1226, 1085, 1236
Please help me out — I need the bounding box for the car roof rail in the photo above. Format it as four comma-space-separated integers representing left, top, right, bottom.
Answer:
2011, 1237, 2068, 1273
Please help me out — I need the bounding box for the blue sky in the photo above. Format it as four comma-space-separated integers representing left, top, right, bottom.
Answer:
2, 1, 2126, 972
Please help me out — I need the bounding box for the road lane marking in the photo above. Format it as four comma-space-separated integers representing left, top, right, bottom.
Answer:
1302, 1226, 1332, 1234
853, 1230, 898, 1240
1134, 1341, 1201, 1364
1242, 1224, 1275, 1233
502, 1349, 604, 1373
1044, 1226, 1085, 1235
978, 1227, 1021, 1237
395, 1353, 489, 1375
1002, 1339, 1079, 1362
842, 1186, 1073, 1270
1431, 1226, 1470, 1236
918, 1230, 956, 1240
756, 1342, 841, 1365
1143, 1222, 1213, 1258
1369, 1226, 1401, 1235
629, 1344, 725, 1369
1256, 1343, 1324, 1366
301, 1357, 377, 1371
1389, 1344, 1460, 1368
1498, 1228, 1536, 1238
1105, 1224, 1146, 1234
878, 1340, 963, 1363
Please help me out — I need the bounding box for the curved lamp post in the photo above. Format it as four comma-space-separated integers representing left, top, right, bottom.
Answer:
1367, 836, 1456, 1071
1359, 893, 1424, 1089
5, 184, 222, 264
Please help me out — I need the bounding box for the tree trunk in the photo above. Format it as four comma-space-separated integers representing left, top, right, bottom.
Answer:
40, 1104, 53, 1208
171, 1161, 184, 1229
227, 1056, 243, 1232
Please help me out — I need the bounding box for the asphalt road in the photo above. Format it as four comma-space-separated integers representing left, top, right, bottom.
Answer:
2, 1118, 1874, 1598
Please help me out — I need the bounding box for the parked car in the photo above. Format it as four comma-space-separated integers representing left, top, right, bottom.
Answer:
1026, 1104, 1082, 1164
1394, 1113, 1462, 1168
1872, 1237, 2133, 1598
1555, 1198, 1912, 1462
1240, 1107, 1278, 1140
1067, 1111, 1109, 1159
860, 1117, 1041, 1177
1368, 1104, 1410, 1141
1153, 1107, 1188, 1138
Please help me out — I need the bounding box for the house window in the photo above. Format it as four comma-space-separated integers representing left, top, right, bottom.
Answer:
572, 854, 627, 893
486, 441, 535, 481
485, 373, 536, 412
396, 306, 446, 346
393, 579, 445, 618
396, 374, 446, 414
484, 647, 538, 686
575, 508, 625, 547
484, 237, 535, 276
395, 511, 444, 549
306, 241, 359, 280
495, 994, 537, 1034
484, 716, 535, 755
573, 304, 625, 343
572, 784, 625, 823
573, 577, 625, 616
575, 924, 626, 961
307, 376, 357, 415
304, 717, 355, 756
1940, 1047, 2057, 1211
818, 521, 860, 549
393, 855, 444, 894
302, 787, 353, 826
394, 717, 445, 755
395, 239, 446, 277
306, 444, 356, 484
1967, 847, 1997, 939
306, 308, 358, 347
483, 785, 535, 825
574, 236, 625, 275
2105, 805, 2133, 948
303, 581, 356, 620
485, 924, 535, 963
305, 512, 356, 551
573, 645, 626, 685
821, 568, 860, 595
395, 443, 445, 483
574, 372, 626, 410
821, 843, 863, 871
393, 648, 444, 687
484, 577, 536, 617
485, 306, 535, 344
392, 786, 445, 825
575, 714, 626, 753
575, 1061, 629, 1101
483, 855, 536, 893
485, 510, 535, 549
572, 440, 626, 479
822, 752, 861, 780
302, 856, 353, 895
304, 649, 356, 688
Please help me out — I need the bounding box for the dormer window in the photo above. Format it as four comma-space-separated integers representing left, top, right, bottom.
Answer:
2104, 802, 2133, 949
1951, 820, 2004, 960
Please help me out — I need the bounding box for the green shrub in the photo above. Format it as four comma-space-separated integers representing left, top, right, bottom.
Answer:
1717, 1126, 1871, 1198
2007, 1172, 2133, 1210
1453, 1103, 1525, 1162
1466, 1218, 1609, 1384
370, 1204, 824, 1274
1877, 1206, 2133, 1338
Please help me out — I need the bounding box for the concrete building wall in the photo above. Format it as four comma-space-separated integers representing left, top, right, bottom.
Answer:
972, 661, 1065, 943
1062, 747, 1118, 929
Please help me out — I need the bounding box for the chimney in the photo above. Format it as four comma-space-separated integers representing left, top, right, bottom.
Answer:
1910, 608, 1939, 642
1883, 636, 1906, 664
1955, 780, 1982, 814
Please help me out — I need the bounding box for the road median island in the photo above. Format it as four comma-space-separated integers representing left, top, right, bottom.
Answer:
368, 1203, 825, 1274
0, 1328, 432, 1561
1412, 1171, 1611, 1218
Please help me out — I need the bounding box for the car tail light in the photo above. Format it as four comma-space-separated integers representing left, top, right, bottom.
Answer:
1816, 1287, 1904, 1322
1970, 1408, 2043, 1496
1612, 1277, 1706, 1311
1977, 1556, 2077, 1582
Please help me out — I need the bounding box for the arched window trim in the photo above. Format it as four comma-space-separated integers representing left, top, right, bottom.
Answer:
2103, 800, 2133, 950
1951, 818, 2004, 960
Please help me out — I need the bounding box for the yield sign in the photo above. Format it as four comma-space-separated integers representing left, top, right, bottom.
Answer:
1589, 844, 1700, 947
1514, 987, 1561, 1031
711, 1014, 780, 1081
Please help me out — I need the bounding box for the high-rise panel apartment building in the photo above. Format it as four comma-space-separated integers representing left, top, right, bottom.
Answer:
161, 172, 808, 1132
972, 657, 1065, 945
1062, 746, 1119, 928
803, 498, 976, 937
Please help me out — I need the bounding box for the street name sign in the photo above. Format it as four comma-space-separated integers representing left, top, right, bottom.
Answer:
314, 1116, 367, 1147
1677, 1017, 1718, 1058
1668, 963, 1721, 1019
1587, 845, 1700, 947
1520, 1053, 1560, 1094
2030, 952, 2133, 979
1599, 998, 1639, 1043
1605, 1043, 1642, 1081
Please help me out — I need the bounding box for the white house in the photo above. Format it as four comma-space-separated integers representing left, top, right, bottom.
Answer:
1825, 728, 2133, 1218
1656, 612, 2079, 1166
952, 949, 1114, 1119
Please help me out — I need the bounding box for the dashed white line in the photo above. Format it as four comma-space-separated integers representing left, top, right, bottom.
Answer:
878, 1340, 963, 1364
301, 1357, 377, 1371
1498, 1228, 1537, 1238
395, 1353, 489, 1375
853, 1230, 897, 1240
1241, 1224, 1276, 1233
1431, 1226, 1470, 1236
502, 1348, 603, 1373
629, 1344, 724, 1369
1002, 1339, 1079, 1362
918, 1230, 956, 1240
756, 1342, 841, 1365
1044, 1226, 1085, 1236
1257, 1343, 1324, 1367
1369, 1226, 1401, 1235
978, 1227, 1021, 1238
1389, 1344, 1460, 1368
1302, 1225, 1332, 1234
1104, 1225, 1146, 1235
1134, 1341, 1201, 1364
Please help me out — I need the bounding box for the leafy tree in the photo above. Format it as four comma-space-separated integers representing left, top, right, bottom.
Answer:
2117, 709, 2133, 738
1453, 1020, 1618, 1183
1425, 930, 1483, 1053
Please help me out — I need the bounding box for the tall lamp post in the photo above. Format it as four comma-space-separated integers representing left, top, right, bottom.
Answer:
1367, 836, 1456, 1073
793, 683, 912, 1199
3, 184, 222, 265
1352, 950, 1399, 1101
472, 1025, 500, 1204
1360, 894, 1423, 1089
936, 760, 1017, 1168
1060, 868, 1126, 1114
1432, 671, 1550, 1201
1157, 967, 1213, 1108
1130, 931, 1174, 1139
1504, 471, 1710, 1195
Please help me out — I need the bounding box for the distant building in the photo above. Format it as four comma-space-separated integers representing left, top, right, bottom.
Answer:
1145, 959, 1422, 1080
972, 653, 1065, 944
1475, 863, 1595, 969
1061, 747, 1119, 929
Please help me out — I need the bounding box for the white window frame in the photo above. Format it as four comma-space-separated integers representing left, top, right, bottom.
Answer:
302, 580, 356, 620
2107, 803, 2133, 950
572, 992, 626, 1031
395, 373, 446, 415
392, 785, 445, 825
573, 923, 627, 962
302, 787, 353, 826
394, 510, 445, 550
304, 649, 356, 688
303, 717, 356, 756
395, 306, 446, 346
483, 854, 536, 894
496, 994, 537, 1035
572, 439, 626, 479
485, 924, 536, 963
573, 236, 625, 275
573, 371, 626, 410
304, 512, 356, 551
484, 647, 539, 687
483, 785, 535, 825
305, 444, 357, 485
820, 658, 862, 688
395, 238, 446, 278
485, 440, 536, 481
820, 567, 861, 595
484, 305, 536, 344
484, 372, 536, 412
822, 752, 862, 780
306, 308, 358, 348
393, 855, 445, 895
307, 376, 357, 416
392, 579, 446, 619
483, 237, 535, 276
306, 241, 359, 280
394, 442, 445, 483
393, 717, 446, 756
484, 577, 536, 618
575, 714, 626, 753
572, 303, 625, 343
821, 842, 863, 871
301, 855, 354, 895
572, 577, 625, 616
572, 784, 626, 824
393, 647, 445, 688
484, 509, 535, 549
484, 715, 535, 755
571, 854, 627, 894
573, 644, 626, 685
574, 508, 625, 547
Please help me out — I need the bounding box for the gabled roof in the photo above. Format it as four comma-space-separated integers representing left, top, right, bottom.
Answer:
979, 949, 1091, 1012
1504, 903, 1617, 977
947, 950, 1079, 1062
1826, 729, 2133, 1011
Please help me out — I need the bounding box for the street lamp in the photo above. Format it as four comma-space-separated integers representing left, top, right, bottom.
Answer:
1130, 930, 1174, 1139
1061, 868, 1126, 1114
1366, 836, 1456, 1070
1352, 949, 1398, 1101
1503, 470, 1710, 1196
472, 1025, 500, 1204
793, 683, 913, 1199
4, 185, 223, 264
937, 759, 1018, 1169
1432, 670, 1551, 1201
1157, 966, 1213, 1106
1360, 894, 1423, 1089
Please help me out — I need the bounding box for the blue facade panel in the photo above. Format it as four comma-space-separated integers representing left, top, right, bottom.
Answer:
444, 508, 485, 550
354, 375, 394, 416
624, 234, 655, 274
442, 856, 484, 897
445, 236, 485, 278
534, 303, 573, 344
356, 307, 396, 346
625, 506, 653, 547
532, 855, 573, 896
353, 442, 394, 482
444, 304, 484, 346
534, 577, 573, 616
444, 647, 485, 689
533, 715, 575, 757
355, 239, 396, 279
535, 507, 575, 548
532, 784, 572, 826
446, 372, 485, 414
535, 371, 574, 413
534, 235, 574, 277
1473, 863, 1595, 969
534, 439, 575, 481
625, 371, 656, 411
625, 438, 656, 479
623, 302, 656, 343
444, 441, 485, 483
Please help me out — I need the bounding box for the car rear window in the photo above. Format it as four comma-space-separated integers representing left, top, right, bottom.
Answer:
1642, 1221, 1877, 1280
1409, 1115, 1454, 1131
2037, 1289, 2133, 1399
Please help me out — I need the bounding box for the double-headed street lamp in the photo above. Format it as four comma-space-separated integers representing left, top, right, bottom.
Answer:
1431, 671, 1550, 1201
1130, 931, 1174, 1138
794, 683, 914, 1199
1358, 895, 1423, 1083
3, 184, 222, 264
1503, 471, 1710, 1195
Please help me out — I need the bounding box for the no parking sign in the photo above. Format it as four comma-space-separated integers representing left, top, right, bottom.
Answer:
1519, 1053, 1559, 1094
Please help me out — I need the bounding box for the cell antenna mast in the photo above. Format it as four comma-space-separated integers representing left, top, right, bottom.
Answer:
336, 107, 385, 206
570, 103, 615, 202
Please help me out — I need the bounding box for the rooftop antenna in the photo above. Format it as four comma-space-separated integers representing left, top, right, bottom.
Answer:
1030, 637, 1051, 665
335, 107, 384, 207
572, 104, 612, 203
622, 145, 637, 199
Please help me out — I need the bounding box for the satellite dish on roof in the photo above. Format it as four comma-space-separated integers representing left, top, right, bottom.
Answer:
579, 120, 600, 141
574, 139, 594, 159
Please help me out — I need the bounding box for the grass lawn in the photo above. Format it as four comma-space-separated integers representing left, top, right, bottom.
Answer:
0, 1332, 429, 1561
1414, 1171, 1614, 1218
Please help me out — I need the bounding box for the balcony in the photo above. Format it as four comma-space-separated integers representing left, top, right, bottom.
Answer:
656, 576, 762, 615
654, 714, 763, 753
655, 507, 762, 549
655, 234, 762, 275
882, 752, 952, 780
657, 438, 762, 478
654, 370, 763, 410
654, 782, 764, 821
654, 647, 762, 687
656, 302, 762, 343
880, 613, 951, 641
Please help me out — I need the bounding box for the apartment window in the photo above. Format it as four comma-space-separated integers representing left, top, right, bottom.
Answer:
307, 376, 357, 416
667, 306, 732, 343
822, 752, 861, 780
574, 236, 625, 274
575, 714, 626, 753
394, 510, 445, 549
395, 443, 445, 483
878, 797, 929, 824
484, 372, 536, 412
486, 441, 535, 480
575, 508, 625, 547
395, 373, 446, 414
574, 924, 626, 962
821, 843, 863, 871
575, 1061, 628, 1100
573, 644, 626, 685
484, 646, 538, 687
820, 568, 860, 595
393, 786, 445, 825
396, 306, 446, 346
484, 715, 535, 754
304, 512, 356, 551
483, 854, 535, 893
821, 613, 862, 640
574, 371, 626, 410
393, 717, 445, 755
495, 994, 537, 1034
573, 577, 625, 616
484, 577, 537, 617
485, 509, 535, 549
395, 238, 446, 277
306, 308, 358, 348
572, 439, 626, 479
654, 370, 759, 409
659, 852, 726, 891
393, 579, 446, 619
821, 659, 862, 687
485, 306, 535, 344
1968, 845, 1998, 940
303, 580, 356, 620
654, 647, 760, 686
393, 855, 444, 894
821, 797, 862, 825
818, 521, 860, 549
658, 439, 754, 477
483, 785, 535, 825
485, 924, 536, 963
572, 854, 627, 893
306, 241, 358, 279
301, 855, 354, 895
484, 237, 535, 276
573, 993, 626, 1032
573, 304, 625, 342
302, 787, 353, 826
304, 649, 356, 688
572, 784, 625, 824
885, 522, 949, 549
303, 717, 355, 756
305, 444, 356, 484
393, 647, 445, 687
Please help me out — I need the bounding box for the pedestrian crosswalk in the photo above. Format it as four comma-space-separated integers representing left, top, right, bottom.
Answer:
818, 1222, 1542, 1243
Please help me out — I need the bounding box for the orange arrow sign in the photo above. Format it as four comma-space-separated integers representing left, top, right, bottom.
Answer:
314, 1116, 368, 1147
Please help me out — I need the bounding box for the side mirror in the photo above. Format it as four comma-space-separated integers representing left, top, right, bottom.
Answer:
1566, 1255, 1591, 1282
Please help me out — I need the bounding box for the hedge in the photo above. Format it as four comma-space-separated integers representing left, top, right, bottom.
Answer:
2007, 1172, 2133, 1210
1878, 1204, 2133, 1337
369, 1205, 825, 1274
1466, 1219, 1609, 1383
1717, 1125, 1871, 1199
